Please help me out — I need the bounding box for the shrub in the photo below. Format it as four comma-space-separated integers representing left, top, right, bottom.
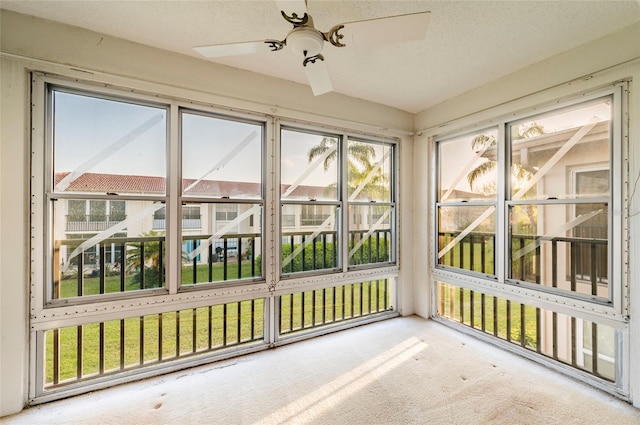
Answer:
255, 237, 391, 272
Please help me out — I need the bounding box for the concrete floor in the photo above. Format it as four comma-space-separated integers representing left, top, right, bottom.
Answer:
3, 316, 640, 424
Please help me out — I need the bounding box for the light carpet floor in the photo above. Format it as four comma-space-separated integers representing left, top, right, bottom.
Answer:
3, 315, 640, 424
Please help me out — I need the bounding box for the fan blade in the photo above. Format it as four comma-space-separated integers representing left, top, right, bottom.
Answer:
303, 57, 333, 96
275, 0, 307, 16
337, 11, 430, 47
194, 40, 280, 58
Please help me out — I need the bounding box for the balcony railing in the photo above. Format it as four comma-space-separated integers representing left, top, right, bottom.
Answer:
152, 218, 202, 230
279, 280, 392, 336
66, 214, 126, 232
348, 229, 392, 266
54, 235, 167, 299
281, 230, 338, 274
280, 228, 392, 274
437, 231, 496, 275
54, 229, 394, 300
438, 231, 608, 297
181, 233, 261, 286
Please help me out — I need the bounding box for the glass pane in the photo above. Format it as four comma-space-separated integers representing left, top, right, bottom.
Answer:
182, 112, 262, 198
509, 203, 609, 299
438, 128, 499, 201
510, 99, 611, 200
348, 205, 393, 266
347, 140, 392, 202
281, 129, 338, 201
53, 91, 167, 195
576, 169, 609, 198
437, 205, 495, 274
281, 204, 296, 227
281, 204, 339, 274
181, 202, 262, 285
581, 321, 616, 381
53, 198, 166, 300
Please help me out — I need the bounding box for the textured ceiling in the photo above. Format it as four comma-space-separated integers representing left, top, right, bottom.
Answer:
2, 0, 639, 113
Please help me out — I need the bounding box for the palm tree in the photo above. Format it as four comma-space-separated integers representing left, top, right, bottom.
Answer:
308, 137, 375, 171
466, 123, 544, 194
347, 159, 389, 200
307, 137, 388, 199
467, 124, 545, 277
126, 230, 165, 287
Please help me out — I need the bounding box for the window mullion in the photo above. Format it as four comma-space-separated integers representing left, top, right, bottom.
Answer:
341, 134, 349, 272
611, 84, 623, 312
268, 118, 279, 290
167, 103, 180, 294
497, 123, 507, 283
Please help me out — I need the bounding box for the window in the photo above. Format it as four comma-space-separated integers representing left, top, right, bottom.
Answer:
153, 205, 201, 229
180, 110, 264, 286
436, 129, 498, 275
573, 169, 609, 284
347, 139, 395, 267
215, 204, 238, 221
281, 204, 296, 227
507, 98, 612, 301
49, 87, 168, 301
279, 128, 396, 275
434, 87, 621, 306
433, 86, 625, 390
280, 128, 340, 275
45, 86, 268, 301
66, 200, 126, 232
300, 204, 332, 226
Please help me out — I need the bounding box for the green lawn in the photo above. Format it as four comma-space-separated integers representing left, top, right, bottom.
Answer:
438, 237, 495, 274
438, 283, 538, 349
46, 299, 264, 384
58, 261, 260, 299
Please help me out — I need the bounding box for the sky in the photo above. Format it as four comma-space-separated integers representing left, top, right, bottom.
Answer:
54, 91, 167, 179
54, 89, 390, 196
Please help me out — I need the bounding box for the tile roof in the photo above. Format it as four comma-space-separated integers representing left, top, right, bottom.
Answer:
54, 172, 330, 199
55, 172, 165, 194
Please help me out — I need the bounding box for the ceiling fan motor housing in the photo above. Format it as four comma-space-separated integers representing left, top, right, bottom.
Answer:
286, 26, 324, 57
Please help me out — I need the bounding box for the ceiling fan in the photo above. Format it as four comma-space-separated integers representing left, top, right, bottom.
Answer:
193, 0, 430, 96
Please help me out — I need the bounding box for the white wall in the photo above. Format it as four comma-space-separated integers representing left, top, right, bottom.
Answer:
0, 54, 30, 418
0, 10, 413, 416
413, 22, 640, 405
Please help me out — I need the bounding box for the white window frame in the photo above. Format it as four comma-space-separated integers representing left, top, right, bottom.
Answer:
31, 73, 274, 309
277, 122, 398, 279
431, 83, 626, 320
29, 71, 401, 403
